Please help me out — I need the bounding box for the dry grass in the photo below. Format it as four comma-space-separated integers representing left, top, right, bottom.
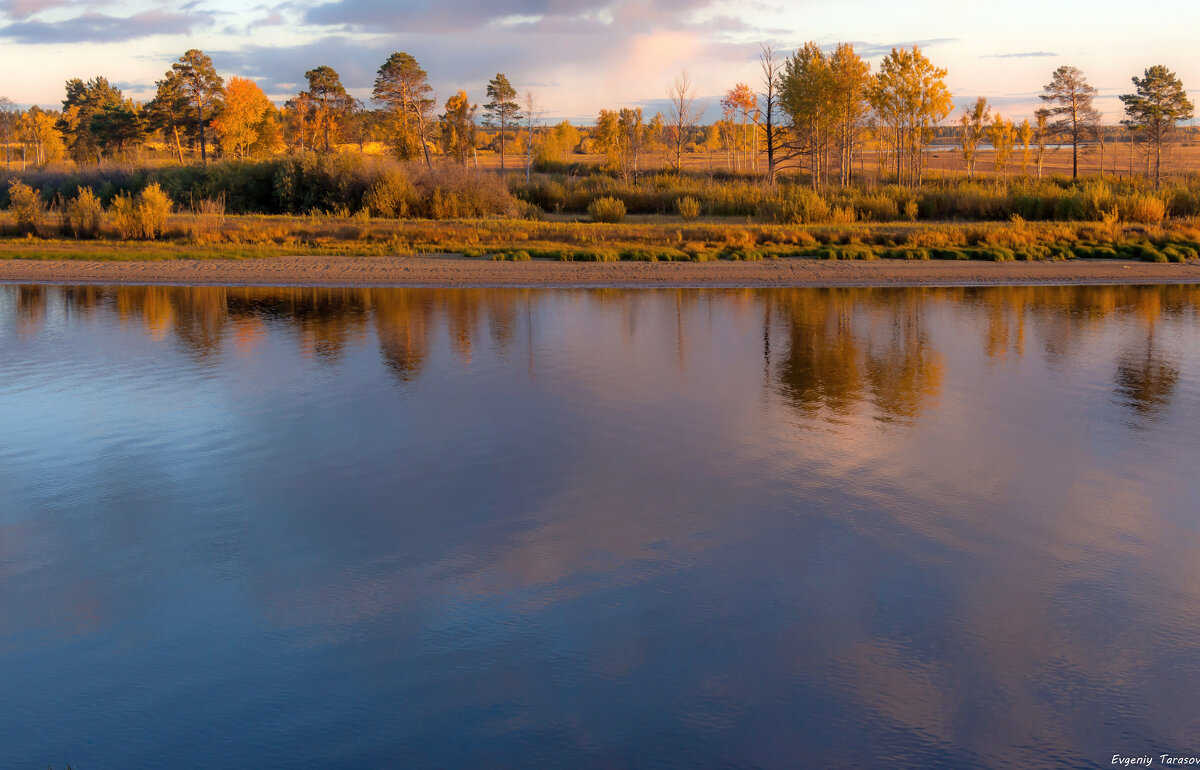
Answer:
0, 210, 1196, 264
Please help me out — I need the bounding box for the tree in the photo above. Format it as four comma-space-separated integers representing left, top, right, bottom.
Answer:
781, 42, 834, 188
340, 104, 374, 154
1033, 108, 1051, 179
958, 97, 989, 180
594, 107, 653, 181
0, 97, 17, 167
145, 74, 190, 161
778, 42, 870, 187
1017, 118, 1033, 176
439, 90, 477, 166
989, 114, 1015, 176
483, 74, 520, 171
1119, 65, 1194, 188
1040, 65, 1100, 180
721, 83, 756, 173
539, 120, 580, 163
211, 76, 280, 158
58, 77, 127, 162
170, 49, 224, 164
520, 90, 543, 182
90, 99, 147, 157
292, 66, 356, 153
871, 46, 952, 187
19, 106, 66, 166
755, 43, 789, 183
665, 73, 701, 174
828, 43, 871, 185
373, 52, 434, 167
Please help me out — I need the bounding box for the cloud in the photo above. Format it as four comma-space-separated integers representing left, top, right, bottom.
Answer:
303, 0, 718, 34
0, 0, 73, 19
852, 38, 960, 58
984, 51, 1058, 59
0, 9, 205, 43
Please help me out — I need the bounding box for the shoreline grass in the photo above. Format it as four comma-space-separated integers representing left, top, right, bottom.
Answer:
1, 211, 1198, 265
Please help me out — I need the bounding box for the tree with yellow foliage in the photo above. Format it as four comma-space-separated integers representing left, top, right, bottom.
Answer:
959, 97, 989, 180
871, 46, 952, 187
439, 90, 477, 166
212, 77, 280, 159
989, 114, 1015, 177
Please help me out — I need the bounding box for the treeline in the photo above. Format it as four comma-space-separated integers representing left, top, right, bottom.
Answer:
0, 44, 1194, 195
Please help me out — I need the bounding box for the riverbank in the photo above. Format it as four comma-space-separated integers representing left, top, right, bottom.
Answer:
2, 255, 1199, 287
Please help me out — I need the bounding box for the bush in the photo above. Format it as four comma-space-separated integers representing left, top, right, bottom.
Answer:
758, 185, 829, 224
415, 166, 516, 219
138, 183, 172, 238
515, 200, 544, 220
110, 182, 173, 239
189, 196, 225, 240
588, 196, 626, 223
110, 193, 138, 239
64, 186, 102, 238
676, 196, 702, 220
1119, 194, 1166, 224
7, 180, 44, 234
363, 169, 416, 218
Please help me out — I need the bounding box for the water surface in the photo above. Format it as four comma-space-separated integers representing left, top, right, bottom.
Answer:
2, 284, 1199, 769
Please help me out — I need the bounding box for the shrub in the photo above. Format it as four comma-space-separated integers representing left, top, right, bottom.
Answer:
64, 186, 102, 238
8, 180, 44, 234
110, 193, 139, 239
676, 195, 702, 220
110, 183, 172, 239
415, 166, 516, 219
588, 196, 626, 223
1119, 194, 1166, 224
757, 185, 829, 224
189, 196, 225, 240
137, 183, 172, 238
363, 169, 416, 218
853, 193, 899, 221
515, 200, 544, 220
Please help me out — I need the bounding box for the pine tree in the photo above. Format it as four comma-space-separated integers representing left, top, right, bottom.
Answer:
1119, 65, 1194, 188
483, 74, 520, 171
170, 49, 224, 164
373, 52, 434, 167
1040, 65, 1100, 180
293, 66, 356, 153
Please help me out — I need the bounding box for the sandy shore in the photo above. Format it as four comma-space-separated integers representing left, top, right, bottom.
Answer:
2, 255, 1200, 288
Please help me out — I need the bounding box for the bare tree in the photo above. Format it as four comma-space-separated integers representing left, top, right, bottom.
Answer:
521, 90, 544, 183
666, 72, 701, 174
755, 43, 791, 183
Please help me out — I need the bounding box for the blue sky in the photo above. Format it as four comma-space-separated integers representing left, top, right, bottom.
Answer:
0, 0, 1196, 123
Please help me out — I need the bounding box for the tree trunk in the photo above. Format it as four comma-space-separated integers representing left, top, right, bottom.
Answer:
198, 100, 207, 165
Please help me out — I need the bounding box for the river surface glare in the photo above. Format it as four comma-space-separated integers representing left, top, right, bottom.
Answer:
1, 284, 1199, 769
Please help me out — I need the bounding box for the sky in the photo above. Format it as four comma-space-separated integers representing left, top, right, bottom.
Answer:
0, 0, 1197, 124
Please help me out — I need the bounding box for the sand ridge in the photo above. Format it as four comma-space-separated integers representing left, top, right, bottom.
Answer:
2, 255, 1199, 288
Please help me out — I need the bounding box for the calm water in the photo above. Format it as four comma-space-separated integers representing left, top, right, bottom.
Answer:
2, 284, 1199, 769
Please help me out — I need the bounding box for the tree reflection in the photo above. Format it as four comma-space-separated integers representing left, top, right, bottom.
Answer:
771, 289, 943, 423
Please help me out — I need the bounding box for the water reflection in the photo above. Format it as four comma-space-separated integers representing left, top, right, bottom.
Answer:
1, 283, 1198, 769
